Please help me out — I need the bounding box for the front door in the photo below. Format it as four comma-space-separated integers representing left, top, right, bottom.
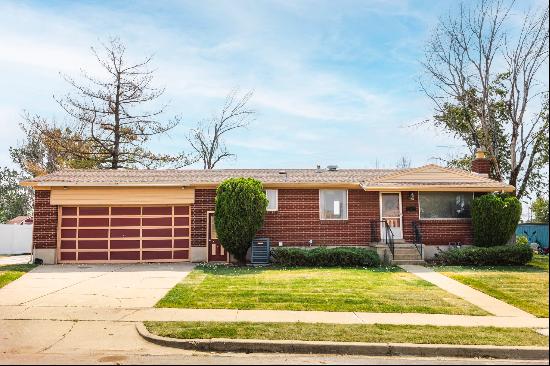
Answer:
207, 212, 228, 262
380, 193, 403, 240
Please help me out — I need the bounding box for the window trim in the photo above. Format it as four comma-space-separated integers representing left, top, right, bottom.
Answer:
418, 192, 474, 220
319, 189, 348, 221
265, 189, 278, 212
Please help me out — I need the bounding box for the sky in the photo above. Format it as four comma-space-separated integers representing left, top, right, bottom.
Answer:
0, 0, 545, 171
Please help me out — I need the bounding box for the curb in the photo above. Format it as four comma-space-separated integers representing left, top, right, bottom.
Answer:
136, 323, 549, 360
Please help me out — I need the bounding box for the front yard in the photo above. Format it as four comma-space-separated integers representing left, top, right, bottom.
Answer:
435, 255, 549, 317
145, 321, 548, 346
0, 264, 37, 288
157, 265, 487, 315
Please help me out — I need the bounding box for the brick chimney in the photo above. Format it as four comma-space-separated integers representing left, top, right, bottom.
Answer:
471, 148, 491, 176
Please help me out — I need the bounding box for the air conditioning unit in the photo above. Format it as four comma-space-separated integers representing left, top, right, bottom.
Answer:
251, 238, 270, 265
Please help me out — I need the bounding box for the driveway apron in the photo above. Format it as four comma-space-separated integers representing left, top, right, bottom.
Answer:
0, 263, 194, 308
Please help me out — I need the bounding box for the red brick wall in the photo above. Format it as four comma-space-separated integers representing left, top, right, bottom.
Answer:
401, 191, 419, 242
190, 188, 476, 247
32, 190, 58, 249
258, 189, 379, 246
191, 188, 380, 247
191, 189, 216, 247
418, 220, 473, 245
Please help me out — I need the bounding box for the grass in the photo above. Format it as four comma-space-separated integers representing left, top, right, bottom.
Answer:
0, 263, 37, 288
435, 255, 549, 317
144, 321, 548, 347
157, 265, 487, 315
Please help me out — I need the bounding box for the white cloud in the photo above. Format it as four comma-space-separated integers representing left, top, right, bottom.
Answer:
0, 0, 500, 170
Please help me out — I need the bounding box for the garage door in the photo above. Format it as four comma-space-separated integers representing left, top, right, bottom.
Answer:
58, 205, 190, 263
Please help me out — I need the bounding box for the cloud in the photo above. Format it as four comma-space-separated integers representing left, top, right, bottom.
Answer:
0, 0, 503, 170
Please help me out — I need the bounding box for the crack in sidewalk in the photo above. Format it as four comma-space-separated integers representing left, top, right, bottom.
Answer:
38, 320, 77, 354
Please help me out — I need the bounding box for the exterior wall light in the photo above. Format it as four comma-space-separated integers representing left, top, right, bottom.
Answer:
408, 192, 415, 201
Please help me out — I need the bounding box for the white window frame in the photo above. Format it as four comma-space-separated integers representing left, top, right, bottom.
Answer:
418, 192, 474, 220
265, 189, 278, 212
319, 189, 348, 221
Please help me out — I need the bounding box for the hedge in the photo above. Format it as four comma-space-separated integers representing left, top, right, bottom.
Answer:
430, 244, 533, 266
471, 193, 522, 247
270, 247, 380, 267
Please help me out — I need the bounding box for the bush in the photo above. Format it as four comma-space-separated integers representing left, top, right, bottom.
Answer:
431, 244, 533, 266
516, 235, 529, 246
215, 178, 268, 263
471, 193, 522, 247
271, 247, 380, 267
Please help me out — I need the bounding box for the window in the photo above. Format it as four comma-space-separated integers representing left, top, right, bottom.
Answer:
320, 189, 348, 220
419, 192, 473, 219
265, 189, 278, 211
210, 215, 218, 239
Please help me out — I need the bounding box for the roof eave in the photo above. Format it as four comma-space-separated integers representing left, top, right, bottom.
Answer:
360, 183, 515, 192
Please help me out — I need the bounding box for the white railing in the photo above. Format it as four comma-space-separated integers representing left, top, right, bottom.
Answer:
0, 224, 33, 255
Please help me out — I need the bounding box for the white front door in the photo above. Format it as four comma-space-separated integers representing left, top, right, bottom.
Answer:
380, 193, 403, 240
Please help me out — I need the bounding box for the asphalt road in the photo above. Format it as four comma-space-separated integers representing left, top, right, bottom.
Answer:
1, 352, 548, 365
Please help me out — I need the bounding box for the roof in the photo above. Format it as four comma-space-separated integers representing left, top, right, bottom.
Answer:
20, 164, 515, 192
6, 216, 33, 225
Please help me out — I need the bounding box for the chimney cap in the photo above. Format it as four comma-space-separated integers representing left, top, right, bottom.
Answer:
475, 148, 487, 159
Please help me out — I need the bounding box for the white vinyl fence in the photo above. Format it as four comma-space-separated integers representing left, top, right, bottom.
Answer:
0, 224, 33, 255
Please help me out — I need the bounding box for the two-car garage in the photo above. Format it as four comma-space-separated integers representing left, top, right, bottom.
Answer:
58, 205, 191, 263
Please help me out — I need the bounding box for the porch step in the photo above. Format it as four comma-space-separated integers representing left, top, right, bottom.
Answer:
392, 259, 426, 265
394, 254, 422, 260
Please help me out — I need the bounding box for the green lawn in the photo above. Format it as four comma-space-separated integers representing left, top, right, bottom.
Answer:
157, 265, 487, 315
435, 255, 549, 317
145, 321, 548, 347
0, 263, 37, 288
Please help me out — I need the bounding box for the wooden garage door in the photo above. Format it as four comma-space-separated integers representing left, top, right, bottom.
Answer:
58, 205, 190, 263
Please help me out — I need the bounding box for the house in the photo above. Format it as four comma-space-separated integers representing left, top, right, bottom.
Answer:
6, 215, 33, 225
20, 150, 513, 264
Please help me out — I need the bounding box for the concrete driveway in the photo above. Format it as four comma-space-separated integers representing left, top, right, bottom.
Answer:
0, 263, 194, 308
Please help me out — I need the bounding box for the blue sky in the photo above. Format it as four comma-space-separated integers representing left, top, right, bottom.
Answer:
0, 0, 543, 170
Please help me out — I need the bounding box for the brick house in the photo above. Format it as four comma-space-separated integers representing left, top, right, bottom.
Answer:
21, 151, 513, 264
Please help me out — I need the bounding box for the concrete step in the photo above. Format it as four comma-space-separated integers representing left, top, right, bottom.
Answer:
394, 248, 420, 253
392, 259, 426, 265
394, 254, 422, 260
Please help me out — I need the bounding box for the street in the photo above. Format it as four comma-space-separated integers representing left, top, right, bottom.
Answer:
0, 319, 546, 365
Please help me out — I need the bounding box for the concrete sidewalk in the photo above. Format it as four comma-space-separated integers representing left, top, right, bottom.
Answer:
2, 305, 548, 328
400, 265, 534, 318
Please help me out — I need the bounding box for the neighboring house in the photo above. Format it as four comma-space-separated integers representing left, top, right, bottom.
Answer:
20, 151, 513, 264
6, 216, 33, 225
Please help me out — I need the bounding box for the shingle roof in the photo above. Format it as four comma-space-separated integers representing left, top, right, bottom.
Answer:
21, 164, 514, 191
22, 168, 395, 186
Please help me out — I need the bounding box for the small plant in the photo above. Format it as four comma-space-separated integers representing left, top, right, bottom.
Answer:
471, 193, 522, 247
516, 235, 529, 246
215, 177, 268, 264
271, 247, 380, 267
431, 244, 533, 266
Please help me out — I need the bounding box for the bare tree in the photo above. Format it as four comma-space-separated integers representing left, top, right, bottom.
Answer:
187, 90, 255, 169
37, 37, 190, 169
421, 0, 549, 198
395, 156, 412, 169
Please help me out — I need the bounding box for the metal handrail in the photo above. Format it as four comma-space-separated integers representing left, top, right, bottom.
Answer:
412, 220, 423, 259
370, 219, 395, 257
